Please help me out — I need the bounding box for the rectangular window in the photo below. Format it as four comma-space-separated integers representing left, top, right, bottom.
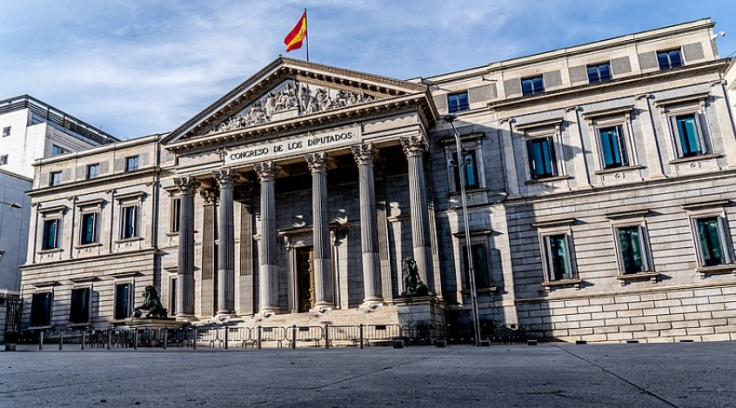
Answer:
598, 126, 628, 168
171, 198, 181, 233
42, 219, 59, 250
170, 278, 177, 316
0, 155, 7, 165
657, 49, 683, 70
125, 156, 139, 172
695, 217, 731, 267
2, 126, 10, 137
49, 171, 62, 186
121, 206, 138, 239
462, 244, 491, 288
80, 213, 98, 245
69, 288, 90, 324
114, 283, 133, 320
616, 226, 649, 274
86, 164, 100, 179
521, 76, 544, 96
674, 114, 704, 157
51, 145, 69, 156
30, 292, 52, 327
527, 137, 558, 179
544, 234, 574, 281
587, 63, 611, 83
448, 92, 470, 113
452, 151, 479, 189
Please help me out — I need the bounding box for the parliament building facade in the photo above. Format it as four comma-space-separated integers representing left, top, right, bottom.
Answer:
20, 19, 736, 343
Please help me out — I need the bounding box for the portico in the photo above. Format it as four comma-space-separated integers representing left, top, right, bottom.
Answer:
164, 57, 442, 322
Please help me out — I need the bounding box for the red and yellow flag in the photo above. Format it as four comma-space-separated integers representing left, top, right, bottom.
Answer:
284, 11, 307, 52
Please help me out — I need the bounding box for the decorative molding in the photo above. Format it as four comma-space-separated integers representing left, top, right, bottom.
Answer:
213, 168, 237, 190
652, 91, 711, 108
305, 152, 333, 174
400, 135, 428, 157
173, 176, 201, 194
580, 105, 634, 121
200, 188, 218, 205
204, 80, 375, 136
531, 218, 576, 228
253, 161, 281, 181
681, 199, 730, 211
115, 191, 146, 203
604, 209, 650, 220
351, 143, 376, 166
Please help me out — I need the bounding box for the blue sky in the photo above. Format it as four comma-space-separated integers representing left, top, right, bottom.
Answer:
1, 0, 736, 139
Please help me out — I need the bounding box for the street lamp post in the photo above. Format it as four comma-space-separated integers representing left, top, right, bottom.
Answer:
443, 114, 482, 347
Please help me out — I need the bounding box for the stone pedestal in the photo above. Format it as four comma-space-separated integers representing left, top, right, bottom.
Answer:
394, 296, 446, 328
128, 318, 190, 329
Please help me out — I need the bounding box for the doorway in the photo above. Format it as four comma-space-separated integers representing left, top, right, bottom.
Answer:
296, 246, 315, 313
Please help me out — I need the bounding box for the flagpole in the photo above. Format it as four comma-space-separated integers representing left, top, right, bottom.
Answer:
304, 8, 309, 62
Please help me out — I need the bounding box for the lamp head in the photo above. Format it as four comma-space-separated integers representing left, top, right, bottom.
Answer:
10, 203, 21, 209
443, 114, 457, 123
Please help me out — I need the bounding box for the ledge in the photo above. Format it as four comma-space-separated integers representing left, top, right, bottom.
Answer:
110, 271, 143, 279
452, 229, 493, 238
581, 104, 634, 121
616, 272, 660, 286
438, 132, 486, 145
114, 237, 144, 244
165, 231, 180, 237
653, 90, 711, 108
604, 209, 650, 220
669, 153, 721, 165
524, 175, 572, 185
531, 217, 576, 229
461, 287, 498, 295
38, 248, 63, 255
447, 187, 489, 197
115, 191, 146, 202
594, 164, 644, 175
74, 243, 103, 250
75, 198, 105, 208
70, 276, 100, 284
541, 278, 582, 291
681, 199, 730, 211
696, 264, 736, 278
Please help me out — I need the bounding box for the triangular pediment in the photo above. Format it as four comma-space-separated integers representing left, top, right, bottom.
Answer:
163, 57, 434, 146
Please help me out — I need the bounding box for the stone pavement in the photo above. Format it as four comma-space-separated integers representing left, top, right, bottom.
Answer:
1, 342, 735, 407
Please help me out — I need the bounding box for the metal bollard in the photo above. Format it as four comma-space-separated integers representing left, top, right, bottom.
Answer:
81, 331, 86, 351
59, 331, 64, 351
107, 330, 112, 350
292, 325, 297, 350
193, 328, 197, 350
324, 324, 330, 350
163, 329, 168, 350
39, 331, 44, 351
360, 324, 364, 350
224, 328, 229, 350
257, 326, 262, 350
134, 328, 139, 350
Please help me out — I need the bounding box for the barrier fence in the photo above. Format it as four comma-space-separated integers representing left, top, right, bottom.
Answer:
16, 323, 525, 351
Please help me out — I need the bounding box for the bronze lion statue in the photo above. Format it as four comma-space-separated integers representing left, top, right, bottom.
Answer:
133, 285, 168, 319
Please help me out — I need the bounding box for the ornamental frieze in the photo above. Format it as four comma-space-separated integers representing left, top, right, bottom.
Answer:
206, 80, 375, 136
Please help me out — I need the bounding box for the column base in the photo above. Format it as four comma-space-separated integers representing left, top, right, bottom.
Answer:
175, 314, 198, 323
214, 313, 237, 322
359, 299, 385, 312
310, 302, 334, 314
258, 308, 280, 318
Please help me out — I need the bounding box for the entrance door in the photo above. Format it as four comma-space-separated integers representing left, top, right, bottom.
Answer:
296, 246, 315, 313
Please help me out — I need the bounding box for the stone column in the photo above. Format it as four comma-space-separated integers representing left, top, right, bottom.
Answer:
305, 152, 335, 310
174, 176, 200, 320
401, 135, 433, 290
199, 188, 217, 317
213, 168, 236, 315
254, 161, 280, 314
351, 144, 383, 305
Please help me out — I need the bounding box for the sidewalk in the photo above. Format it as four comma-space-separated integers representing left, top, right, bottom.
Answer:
2, 342, 734, 407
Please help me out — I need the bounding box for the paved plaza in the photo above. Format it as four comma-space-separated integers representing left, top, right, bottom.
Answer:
1, 342, 735, 407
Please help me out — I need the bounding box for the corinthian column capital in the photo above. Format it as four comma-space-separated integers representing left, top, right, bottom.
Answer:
253, 161, 280, 182
400, 135, 428, 157
200, 188, 218, 205
305, 152, 332, 174
213, 168, 237, 190
173, 176, 200, 194
351, 143, 376, 166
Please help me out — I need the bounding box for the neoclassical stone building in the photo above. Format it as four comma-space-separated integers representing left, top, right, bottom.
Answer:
20, 18, 736, 342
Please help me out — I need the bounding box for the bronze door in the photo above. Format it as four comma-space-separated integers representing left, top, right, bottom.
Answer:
296, 246, 315, 313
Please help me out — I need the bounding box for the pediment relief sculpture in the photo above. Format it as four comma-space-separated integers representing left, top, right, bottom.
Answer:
205, 80, 376, 136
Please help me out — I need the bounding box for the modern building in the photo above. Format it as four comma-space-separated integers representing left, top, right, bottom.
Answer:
0, 95, 118, 344
20, 18, 736, 343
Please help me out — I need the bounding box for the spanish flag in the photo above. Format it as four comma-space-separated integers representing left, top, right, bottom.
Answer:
284, 11, 307, 52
